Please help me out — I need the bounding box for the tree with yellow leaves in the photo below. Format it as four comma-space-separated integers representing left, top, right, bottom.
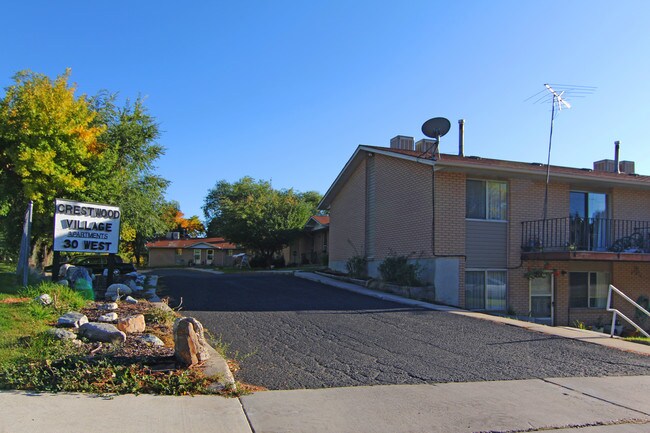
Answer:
0, 69, 107, 252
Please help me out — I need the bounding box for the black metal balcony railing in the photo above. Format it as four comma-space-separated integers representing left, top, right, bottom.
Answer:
521, 217, 650, 253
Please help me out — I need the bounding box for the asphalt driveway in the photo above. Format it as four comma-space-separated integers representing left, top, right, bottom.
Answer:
156, 270, 650, 390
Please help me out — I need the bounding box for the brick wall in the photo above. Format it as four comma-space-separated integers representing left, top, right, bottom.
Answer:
373, 154, 433, 259
329, 158, 366, 262
610, 187, 650, 220
611, 262, 650, 332
433, 171, 466, 256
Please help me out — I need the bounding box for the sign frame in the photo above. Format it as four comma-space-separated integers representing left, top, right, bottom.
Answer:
53, 198, 121, 254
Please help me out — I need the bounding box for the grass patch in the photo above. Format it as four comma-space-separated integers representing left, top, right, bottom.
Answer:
623, 336, 650, 346
0, 282, 89, 365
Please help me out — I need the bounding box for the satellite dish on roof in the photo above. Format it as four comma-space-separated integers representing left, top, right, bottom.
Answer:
421, 117, 451, 139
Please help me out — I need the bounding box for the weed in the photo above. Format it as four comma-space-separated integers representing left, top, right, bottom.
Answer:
623, 336, 650, 346
346, 255, 367, 279
573, 320, 588, 330
144, 307, 178, 327
0, 356, 217, 395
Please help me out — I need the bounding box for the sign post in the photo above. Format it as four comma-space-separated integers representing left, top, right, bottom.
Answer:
53, 198, 121, 284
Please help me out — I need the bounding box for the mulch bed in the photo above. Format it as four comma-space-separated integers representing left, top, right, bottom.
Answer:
79, 301, 176, 366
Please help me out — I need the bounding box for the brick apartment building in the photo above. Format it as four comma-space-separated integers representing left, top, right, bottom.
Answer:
319, 134, 650, 329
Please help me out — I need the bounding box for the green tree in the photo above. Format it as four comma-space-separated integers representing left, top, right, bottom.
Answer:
203, 177, 321, 262
0, 70, 170, 265
0, 69, 106, 251
88, 94, 169, 265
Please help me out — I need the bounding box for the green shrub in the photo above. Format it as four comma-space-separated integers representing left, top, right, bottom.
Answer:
346, 255, 367, 279
378, 255, 422, 286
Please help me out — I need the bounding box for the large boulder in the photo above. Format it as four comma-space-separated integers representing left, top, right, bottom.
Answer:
46, 328, 77, 340
78, 322, 126, 344
57, 312, 88, 328
173, 317, 210, 367
105, 283, 132, 298
117, 314, 146, 333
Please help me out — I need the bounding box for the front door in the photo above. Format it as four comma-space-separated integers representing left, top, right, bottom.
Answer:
530, 273, 553, 325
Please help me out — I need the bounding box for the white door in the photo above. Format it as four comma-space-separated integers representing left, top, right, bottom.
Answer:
530, 273, 553, 324
193, 249, 202, 265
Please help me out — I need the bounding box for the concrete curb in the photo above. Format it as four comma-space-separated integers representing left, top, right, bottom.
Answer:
295, 271, 459, 312
295, 271, 650, 356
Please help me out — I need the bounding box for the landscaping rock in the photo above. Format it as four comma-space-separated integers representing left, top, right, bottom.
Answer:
126, 279, 139, 291
150, 302, 173, 312
57, 312, 88, 328
46, 328, 77, 340
97, 302, 118, 311
56, 279, 69, 287
78, 322, 126, 344
146, 275, 158, 287
173, 317, 210, 367
98, 312, 118, 322
36, 294, 52, 306
117, 314, 146, 333
125, 296, 138, 304
105, 283, 132, 298
137, 334, 165, 347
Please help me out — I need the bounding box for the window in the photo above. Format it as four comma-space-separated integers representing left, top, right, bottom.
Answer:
569, 272, 609, 308
175, 248, 182, 256
193, 249, 202, 263
207, 249, 214, 261
465, 270, 507, 310
466, 180, 507, 220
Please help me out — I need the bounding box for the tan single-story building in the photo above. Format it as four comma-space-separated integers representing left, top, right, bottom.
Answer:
283, 215, 329, 266
146, 237, 244, 267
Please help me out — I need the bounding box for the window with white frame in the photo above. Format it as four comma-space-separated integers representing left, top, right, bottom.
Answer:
193, 249, 201, 263
569, 271, 609, 308
466, 180, 507, 220
465, 270, 507, 310
207, 249, 214, 261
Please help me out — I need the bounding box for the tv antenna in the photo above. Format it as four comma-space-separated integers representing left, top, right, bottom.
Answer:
527, 84, 596, 222
419, 117, 451, 158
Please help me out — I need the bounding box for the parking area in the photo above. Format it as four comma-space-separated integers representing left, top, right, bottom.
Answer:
157, 270, 650, 390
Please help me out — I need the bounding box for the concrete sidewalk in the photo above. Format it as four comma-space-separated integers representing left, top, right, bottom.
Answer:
295, 271, 650, 356
1, 376, 648, 433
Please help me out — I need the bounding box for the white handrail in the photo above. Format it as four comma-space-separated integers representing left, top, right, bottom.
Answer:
606, 284, 650, 338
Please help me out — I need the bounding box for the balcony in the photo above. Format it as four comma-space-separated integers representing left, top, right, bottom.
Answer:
521, 217, 650, 261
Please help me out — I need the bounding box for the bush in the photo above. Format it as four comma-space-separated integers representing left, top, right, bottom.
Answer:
378, 255, 422, 286
346, 255, 367, 279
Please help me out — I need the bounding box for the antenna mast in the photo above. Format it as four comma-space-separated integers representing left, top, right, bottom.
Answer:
541, 84, 571, 222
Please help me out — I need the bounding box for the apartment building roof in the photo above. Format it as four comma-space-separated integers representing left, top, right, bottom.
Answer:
319, 145, 650, 209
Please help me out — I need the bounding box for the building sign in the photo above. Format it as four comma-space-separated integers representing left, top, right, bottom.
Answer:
53, 198, 121, 253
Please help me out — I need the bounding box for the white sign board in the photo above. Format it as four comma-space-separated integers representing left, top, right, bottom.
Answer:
53, 198, 121, 253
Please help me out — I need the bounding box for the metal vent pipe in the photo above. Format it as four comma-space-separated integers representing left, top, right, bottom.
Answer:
614, 140, 620, 173
458, 119, 465, 157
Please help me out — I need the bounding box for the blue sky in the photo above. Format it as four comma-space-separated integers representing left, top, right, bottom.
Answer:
2, 1, 649, 219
